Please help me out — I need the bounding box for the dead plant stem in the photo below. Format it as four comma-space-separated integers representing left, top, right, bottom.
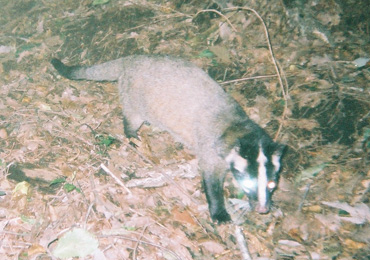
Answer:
100, 163, 132, 195
225, 7, 289, 141
220, 74, 278, 85
194, 9, 237, 32
234, 226, 253, 260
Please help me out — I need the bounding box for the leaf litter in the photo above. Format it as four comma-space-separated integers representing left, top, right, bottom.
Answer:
0, 0, 370, 259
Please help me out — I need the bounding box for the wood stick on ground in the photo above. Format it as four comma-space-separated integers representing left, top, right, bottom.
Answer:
100, 163, 132, 195
234, 225, 253, 260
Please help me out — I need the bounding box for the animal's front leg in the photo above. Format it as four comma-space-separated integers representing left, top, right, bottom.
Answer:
202, 171, 231, 223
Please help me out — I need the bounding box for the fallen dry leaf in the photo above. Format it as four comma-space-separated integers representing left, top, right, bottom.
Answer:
172, 206, 196, 225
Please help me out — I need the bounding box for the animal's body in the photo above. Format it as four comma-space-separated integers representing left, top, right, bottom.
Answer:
51, 55, 285, 223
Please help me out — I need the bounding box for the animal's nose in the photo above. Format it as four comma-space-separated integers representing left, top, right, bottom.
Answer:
256, 204, 269, 214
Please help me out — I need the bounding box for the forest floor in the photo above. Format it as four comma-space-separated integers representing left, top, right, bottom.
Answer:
0, 0, 369, 259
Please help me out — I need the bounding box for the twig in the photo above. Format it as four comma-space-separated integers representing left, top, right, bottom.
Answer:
273, 59, 289, 140
298, 183, 311, 212
100, 163, 132, 195
220, 74, 278, 85
224, 7, 289, 141
133, 225, 149, 260
225, 6, 286, 97
234, 226, 253, 260
125, 141, 156, 166
84, 202, 95, 228
194, 9, 237, 32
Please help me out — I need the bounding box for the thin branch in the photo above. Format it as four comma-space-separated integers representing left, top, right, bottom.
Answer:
298, 183, 312, 212
100, 163, 132, 195
220, 74, 278, 85
194, 9, 237, 32
224, 7, 289, 141
234, 226, 253, 260
133, 225, 149, 260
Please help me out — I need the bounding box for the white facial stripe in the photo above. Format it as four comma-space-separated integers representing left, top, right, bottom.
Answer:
257, 146, 268, 208
225, 148, 236, 164
234, 155, 248, 173
226, 148, 248, 173
272, 154, 281, 173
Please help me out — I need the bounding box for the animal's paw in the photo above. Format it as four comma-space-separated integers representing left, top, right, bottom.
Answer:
211, 210, 231, 224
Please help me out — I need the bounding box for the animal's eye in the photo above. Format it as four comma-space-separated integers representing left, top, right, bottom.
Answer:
267, 181, 276, 190
241, 179, 257, 193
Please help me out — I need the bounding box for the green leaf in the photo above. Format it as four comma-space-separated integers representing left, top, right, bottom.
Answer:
92, 0, 110, 6
237, 190, 245, 199
63, 183, 80, 193
363, 128, 370, 149
21, 215, 36, 225
101, 136, 116, 146
50, 177, 66, 186
53, 228, 99, 259
123, 226, 136, 231
198, 49, 214, 58
96, 134, 116, 147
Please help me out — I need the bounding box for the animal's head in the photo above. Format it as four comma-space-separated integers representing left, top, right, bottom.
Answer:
226, 134, 285, 214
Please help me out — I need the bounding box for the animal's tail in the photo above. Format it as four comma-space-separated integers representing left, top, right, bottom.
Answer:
51, 58, 124, 81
